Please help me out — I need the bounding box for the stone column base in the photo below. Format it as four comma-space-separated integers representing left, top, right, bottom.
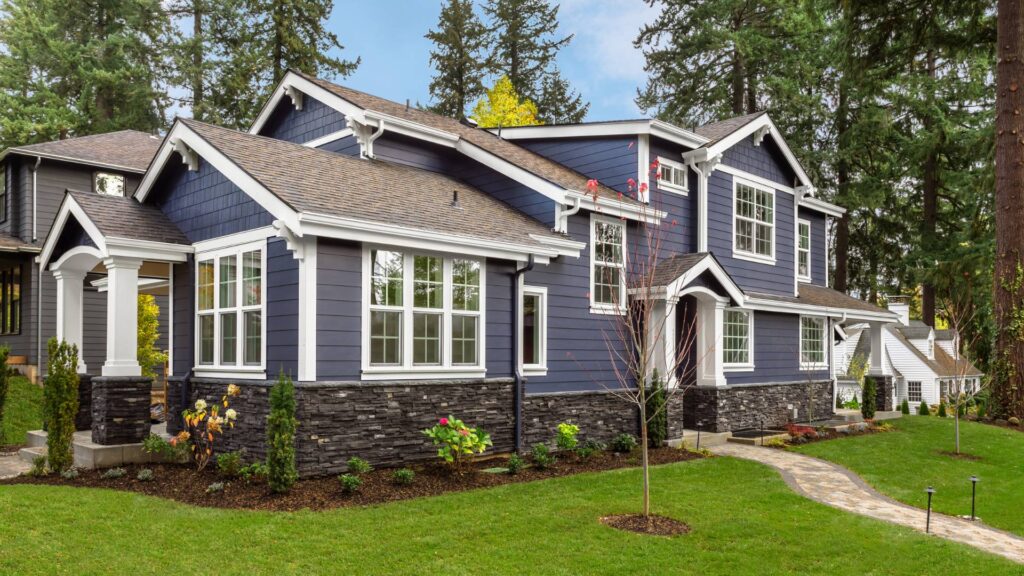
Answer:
872, 376, 895, 412
165, 376, 190, 436
75, 374, 93, 431
91, 376, 153, 445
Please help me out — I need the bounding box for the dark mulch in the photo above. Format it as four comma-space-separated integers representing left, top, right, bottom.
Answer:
769, 423, 891, 449
937, 450, 983, 461
0, 447, 704, 512
600, 513, 691, 536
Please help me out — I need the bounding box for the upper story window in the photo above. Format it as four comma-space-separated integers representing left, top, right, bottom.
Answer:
723, 308, 753, 369
734, 180, 775, 264
94, 172, 126, 197
590, 215, 626, 313
656, 157, 688, 195
797, 219, 811, 281
196, 241, 265, 374
0, 165, 7, 223
365, 248, 485, 376
799, 315, 826, 369
521, 285, 547, 375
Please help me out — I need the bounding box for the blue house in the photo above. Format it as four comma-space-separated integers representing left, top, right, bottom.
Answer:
37, 70, 897, 472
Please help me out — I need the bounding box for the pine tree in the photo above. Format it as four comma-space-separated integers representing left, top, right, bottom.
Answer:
267, 371, 298, 493
861, 377, 877, 420
425, 0, 489, 119
535, 68, 588, 124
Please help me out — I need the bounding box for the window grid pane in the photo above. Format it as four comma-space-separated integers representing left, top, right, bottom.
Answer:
243, 310, 261, 365
723, 309, 750, 364
798, 222, 810, 278
735, 184, 773, 257
242, 250, 261, 306
593, 220, 624, 306
199, 315, 214, 364
801, 317, 825, 364
220, 312, 237, 364
522, 294, 539, 365
908, 381, 922, 403
370, 310, 402, 365
198, 261, 214, 311
413, 313, 441, 365
451, 315, 478, 366
371, 250, 403, 306
413, 255, 443, 309
452, 259, 481, 311
219, 256, 237, 308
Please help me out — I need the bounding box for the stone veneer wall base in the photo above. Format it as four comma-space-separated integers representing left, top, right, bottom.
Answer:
91, 376, 153, 445
683, 380, 834, 433
75, 374, 93, 432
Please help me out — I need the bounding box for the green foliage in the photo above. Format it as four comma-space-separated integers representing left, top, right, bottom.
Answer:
0, 376, 42, 447
901, 399, 911, 415
216, 451, 244, 478
142, 433, 189, 462
918, 401, 931, 416
422, 415, 492, 468
206, 481, 224, 494
392, 468, 415, 485
137, 295, 167, 380
137, 469, 154, 482
240, 462, 269, 484
267, 371, 298, 494
28, 455, 47, 477
346, 457, 372, 475
470, 76, 540, 128
843, 396, 861, 410
937, 400, 948, 418
555, 422, 579, 452
576, 438, 604, 460
861, 377, 877, 420
425, 0, 488, 118
101, 467, 126, 480
0, 345, 9, 441
506, 453, 525, 475
976, 400, 987, 420
646, 371, 668, 448
338, 473, 361, 494
610, 433, 638, 454
60, 468, 79, 480
530, 443, 555, 470
44, 338, 79, 473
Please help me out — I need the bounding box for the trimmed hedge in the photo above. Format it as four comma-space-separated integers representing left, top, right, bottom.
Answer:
44, 338, 79, 472
861, 377, 877, 420
267, 371, 298, 493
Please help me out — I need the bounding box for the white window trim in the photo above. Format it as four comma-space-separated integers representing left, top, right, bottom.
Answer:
723, 307, 754, 371
732, 177, 776, 265
93, 171, 126, 197
193, 238, 268, 379
360, 246, 487, 380
799, 315, 828, 370
589, 214, 627, 315
797, 218, 812, 282
908, 380, 923, 403
520, 284, 547, 377
656, 156, 689, 195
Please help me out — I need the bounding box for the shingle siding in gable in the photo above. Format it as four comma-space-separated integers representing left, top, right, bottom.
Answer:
259, 97, 347, 145
798, 208, 827, 286
726, 311, 830, 385
721, 137, 797, 188
316, 239, 361, 380
266, 237, 298, 377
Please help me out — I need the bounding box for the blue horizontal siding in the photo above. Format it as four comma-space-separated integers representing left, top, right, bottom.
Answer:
649, 138, 696, 255
726, 311, 830, 384
798, 208, 827, 286
721, 137, 797, 188
517, 137, 638, 194
486, 260, 514, 378
258, 97, 347, 145
267, 237, 298, 377
316, 239, 362, 380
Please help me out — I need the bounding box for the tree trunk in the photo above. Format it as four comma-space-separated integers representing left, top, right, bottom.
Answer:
921, 52, 939, 327
640, 411, 650, 518
272, 2, 285, 83
191, 0, 204, 118
994, 0, 1024, 417
730, 13, 745, 115
834, 83, 850, 292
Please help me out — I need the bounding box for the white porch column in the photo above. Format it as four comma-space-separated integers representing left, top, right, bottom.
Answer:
646, 297, 679, 387
867, 321, 885, 376
697, 299, 727, 387
102, 257, 143, 377
53, 269, 87, 373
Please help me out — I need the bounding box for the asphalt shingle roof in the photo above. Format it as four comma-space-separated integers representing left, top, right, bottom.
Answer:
650, 253, 712, 287
694, 111, 766, 145
7, 130, 161, 173
0, 233, 36, 252
69, 191, 189, 245
749, 283, 893, 316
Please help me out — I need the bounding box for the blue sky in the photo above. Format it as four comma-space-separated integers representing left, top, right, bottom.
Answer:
328, 0, 661, 121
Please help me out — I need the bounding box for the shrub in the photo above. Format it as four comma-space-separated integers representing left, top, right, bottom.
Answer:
645, 370, 668, 448
346, 456, 372, 475
142, 433, 189, 462
937, 400, 948, 418
530, 443, 556, 470
178, 384, 240, 471
137, 294, 168, 380
137, 468, 154, 482
765, 437, 788, 448
216, 451, 244, 478
875, 422, 895, 432
44, 338, 79, 473
575, 439, 604, 459
338, 473, 361, 494
843, 396, 861, 410
240, 462, 269, 484
0, 345, 9, 442
861, 377, 877, 420
28, 455, 47, 477
206, 481, 224, 494
555, 422, 579, 452
60, 468, 79, 480
785, 423, 817, 438
267, 371, 298, 493
506, 453, 525, 475
900, 399, 911, 415
422, 415, 492, 469
918, 401, 931, 416
609, 433, 638, 453
101, 467, 126, 480
392, 468, 415, 485
1009, 416, 1021, 427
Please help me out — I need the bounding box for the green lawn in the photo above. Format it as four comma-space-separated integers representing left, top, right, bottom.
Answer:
1, 376, 42, 447
1, 457, 1017, 575
795, 416, 1024, 536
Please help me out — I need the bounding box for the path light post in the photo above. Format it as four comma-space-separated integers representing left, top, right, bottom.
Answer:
760, 417, 765, 447
970, 476, 979, 521
696, 422, 703, 452
926, 487, 936, 533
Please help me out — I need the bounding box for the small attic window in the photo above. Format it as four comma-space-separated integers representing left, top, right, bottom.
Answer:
94, 172, 125, 197
656, 157, 688, 194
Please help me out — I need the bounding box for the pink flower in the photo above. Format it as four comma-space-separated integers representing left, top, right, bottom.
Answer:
459, 428, 470, 437
439, 418, 449, 426
627, 177, 636, 190
586, 179, 599, 193
639, 182, 648, 193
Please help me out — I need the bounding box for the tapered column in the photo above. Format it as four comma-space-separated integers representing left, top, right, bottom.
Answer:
53, 269, 87, 373
867, 321, 885, 376
697, 299, 727, 387
102, 257, 143, 377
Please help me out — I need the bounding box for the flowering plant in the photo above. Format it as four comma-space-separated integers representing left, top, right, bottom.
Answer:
174, 384, 241, 471
422, 415, 492, 469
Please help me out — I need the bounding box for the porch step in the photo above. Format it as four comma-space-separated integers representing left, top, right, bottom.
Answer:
21, 425, 170, 470
25, 430, 47, 448
834, 409, 865, 423
873, 411, 903, 421
18, 445, 45, 465
727, 432, 790, 446
669, 429, 732, 450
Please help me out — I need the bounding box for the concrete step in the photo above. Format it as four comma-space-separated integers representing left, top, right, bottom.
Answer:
21, 427, 167, 469
669, 429, 733, 450
25, 430, 47, 448
834, 410, 865, 423
727, 432, 790, 446
18, 445, 45, 465
873, 411, 903, 421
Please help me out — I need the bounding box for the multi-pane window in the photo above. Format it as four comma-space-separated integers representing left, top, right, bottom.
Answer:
0, 264, 20, 335
367, 249, 483, 371
522, 286, 547, 371
797, 220, 811, 281
94, 172, 126, 197
591, 217, 625, 310
908, 380, 922, 403
800, 316, 826, 367
657, 158, 688, 193
196, 243, 264, 369
735, 182, 774, 259
723, 308, 752, 366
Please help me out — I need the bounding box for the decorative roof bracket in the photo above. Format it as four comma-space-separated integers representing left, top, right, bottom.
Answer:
171, 139, 199, 172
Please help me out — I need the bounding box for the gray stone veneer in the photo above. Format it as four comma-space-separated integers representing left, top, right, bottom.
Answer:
75, 374, 93, 431
522, 390, 640, 446
91, 376, 153, 445
872, 376, 895, 412
683, 380, 834, 432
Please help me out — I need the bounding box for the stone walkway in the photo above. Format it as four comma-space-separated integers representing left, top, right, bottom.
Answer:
712, 443, 1024, 564
0, 454, 30, 479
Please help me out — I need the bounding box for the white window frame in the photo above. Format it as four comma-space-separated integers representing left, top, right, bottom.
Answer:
193, 238, 267, 379
799, 315, 827, 370
656, 156, 689, 195
908, 380, 922, 403
93, 171, 126, 197
722, 307, 754, 371
361, 246, 487, 380
520, 284, 547, 376
797, 218, 811, 282
590, 214, 627, 315
732, 177, 776, 265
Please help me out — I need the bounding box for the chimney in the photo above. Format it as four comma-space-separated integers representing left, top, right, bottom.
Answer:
886, 295, 910, 326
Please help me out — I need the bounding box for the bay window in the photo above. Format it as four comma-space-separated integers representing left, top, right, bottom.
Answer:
591, 215, 626, 312
734, 180, 775, 262
800, 316, 826, 369
196, 241, 265, 373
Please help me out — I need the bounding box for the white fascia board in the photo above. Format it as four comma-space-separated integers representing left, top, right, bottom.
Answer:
363, 111, 460, 147
104, 237, 192, 262
799, 196, 846, 217
669, 255, 746, 305
694, 115, 814, 191
1, 149, 148, 174
192, 226, 277, 253
303, 128, 353, 148
649, 120, 709, 148
39, 195, 107, 269
298, 212, 556, 264
744, 295, 899, 323
249, 72, 368, 135
493, 120, 708, 149
527, 234, 585, 257
717, 164, 795, 195
455, 139, 568, 203
569, 192, 666, 224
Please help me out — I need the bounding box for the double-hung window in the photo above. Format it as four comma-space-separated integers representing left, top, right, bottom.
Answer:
656, 157, 688, 194
521, 286, 547, 375
196, 241, 265, 374
908, 380, 922, 403
734, 180, 775, 262
366, 248, 485, 377
591, 216, 626, 312
723, 308, 753, 369
797, 219, 811, 281
799, 316, 826, 369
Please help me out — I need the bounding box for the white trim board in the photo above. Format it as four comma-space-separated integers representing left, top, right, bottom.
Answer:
492, 119, 709, 150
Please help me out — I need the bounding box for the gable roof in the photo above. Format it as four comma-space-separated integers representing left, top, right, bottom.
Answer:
694, 111, 767, 145
896, 321, 933, 340
748, 283, 896, 320
2, 130, 161, 173
847, 325, 983, 379
68, 191, 189, 246
647, 252, 745, 304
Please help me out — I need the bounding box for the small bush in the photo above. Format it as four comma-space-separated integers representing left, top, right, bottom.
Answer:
216, 451, 244, 478
206, 481, 224, 494
422, 415, 493, 469
137, 469, 154, 482
143, 433, 189, 462
918, 401, 931, 416
765, 437, 788, 448
937, 400, 948, 418
0, 345, 9, 442
346, 456, 372, 475
531, 443, 556, 470
875, 422, 895, 432
240, 462, 269, 484
976, 400, 987, 420
609, 433, 638, 453
44, 338, 80, 473
338, 473, 361, 494
101, 467, 126, 480
645, 371, 668, 448
900, 399, 911, 415
576, 438, 605, 459
267, 371, 299, 494
861, 377, 877, 420
392, 468, 415, 485
842, 396, 861, 410
555, 422, 580, 452
506, 453, 525, 475
28, 455, 47, 477
1009, 416, 1021, 427
60, 468, 79, 480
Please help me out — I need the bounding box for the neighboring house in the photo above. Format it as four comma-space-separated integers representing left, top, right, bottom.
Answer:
834, 297, 983, 407
38, 69, 897, 473
0, 131, 166, 379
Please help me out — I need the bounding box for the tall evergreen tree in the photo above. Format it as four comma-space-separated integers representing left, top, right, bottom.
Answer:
425, 0, 489, 119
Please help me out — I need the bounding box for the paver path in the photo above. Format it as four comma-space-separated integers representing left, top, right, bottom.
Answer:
0, 454, 29, 479
712, 443, 1024, 564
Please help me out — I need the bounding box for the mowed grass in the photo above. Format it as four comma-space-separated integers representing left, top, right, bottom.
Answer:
1, 457, 1017, 575
1, 376, 42, 447
795, 416, 1024, 536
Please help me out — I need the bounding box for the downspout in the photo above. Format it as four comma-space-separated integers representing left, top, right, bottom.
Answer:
31, 157, 41, 376
31, 156, 40, 242
511, 255, 535, 452
556, 197, 581, 234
